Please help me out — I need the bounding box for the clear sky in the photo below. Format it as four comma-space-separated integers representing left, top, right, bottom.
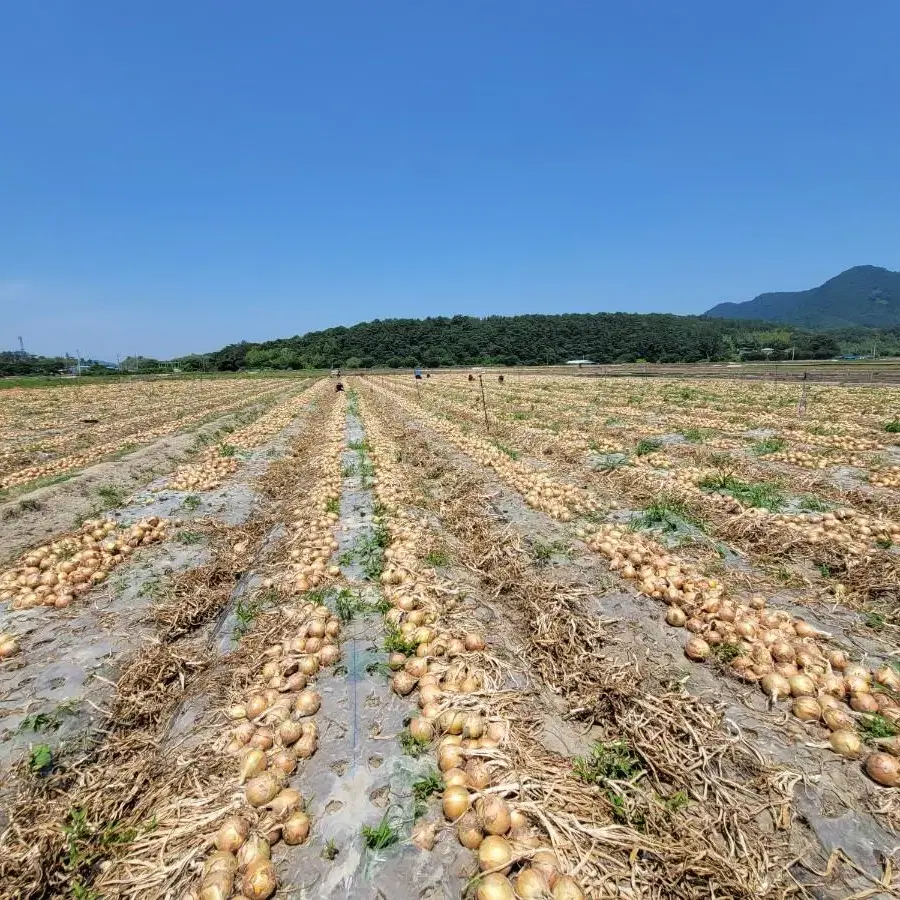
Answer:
2, 2, 899, 360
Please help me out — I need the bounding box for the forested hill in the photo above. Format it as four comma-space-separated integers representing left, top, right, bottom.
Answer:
706, 265, 900, 328
177, 313, 850, 371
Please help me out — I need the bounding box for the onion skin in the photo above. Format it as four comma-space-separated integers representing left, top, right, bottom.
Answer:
684, 637, 710, 661
514, 867, 550, 898
411, 819, 437, 850
457, 811, 484, 849
479, 795, 512, 835
760, 673, 791, 701
792, 697, 821, 722
245, 774, 282, 807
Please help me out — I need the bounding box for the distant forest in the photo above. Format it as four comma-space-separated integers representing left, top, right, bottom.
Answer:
4, 314, 900, 377
174, 314, 900, 371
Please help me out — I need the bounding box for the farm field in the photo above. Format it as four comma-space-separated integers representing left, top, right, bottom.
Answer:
0, 372, 899, 899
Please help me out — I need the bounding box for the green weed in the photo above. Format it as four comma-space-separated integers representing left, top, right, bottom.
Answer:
493, 441, 520, 460
411, 770, 443, 818
96, 484, 127, 509
334, 588, 368, 624
28, 743, 53, 775
181, 494, 201, 511
530, 539, 571, 566
177, 530, 203, 545
752, 436, 786, 455
858, 713, 898, 740
698, 473, 785, 510
398, 729, 430, 757
218, 443, 237, 457
635, 438, 663, 457
884, 420, 900, 434
573, 740, 643, 784
361, 812, 401, 850
424, 549, 449, 566
325, 496, 340, 515
322, 838, 339, 860
864, 612, 886, 632
798, 495, 830, 512
233, 589, 278, 639
681, 427, 708, 443
632, 496, 703, 533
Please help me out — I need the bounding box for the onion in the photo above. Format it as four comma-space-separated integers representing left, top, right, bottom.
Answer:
294, 690, 321, 717
438, 744, 465, 772
228, 705, 247, 720
684, 637, 710, 661
239, 749, 267, 783
665, 606, 687, 628
200, 871, 233, 900
250, 726, 274, 750
552, 875, 585, 899
457, 811, 484, 848
237, 834, 270, 869
770, 641, 795, 664
479, 795, 511, 835
215, 817, 249, 853
788, 674, 816, 698
443, 767, 468, 788
268, 787, 302, 818
246, 695, 268, 719
514, 868, 550, 898
844, 664, 870, 681
233, 721, 256, 745
464, 632, 486, 652
242, 858, 277, 900
845, 676, 870, 695
850, 693, 880, 714
793, 620, 820, 638
204, 850, 239, 876
409, 717, 434, 742
405, 657, 428, 679
279, 720, 303, 747
392, 671, 417, 696
792, 697, 821, 722
465, 758, 491, 790
475, 873, 515, 900
823, 706, 856, 732
388, 652, 407, 670
865, 751, 900, 787
245, 773, 282, 807
829, 729, 862, 758
283, 811, 311, 845
875, 666, 900, 692
442, 785, 471, 821
411, 819, 437, 850
270, 750, 298, 776
294, 732, 317, 759
478, 834, 513, 873
760, 673, 791, 700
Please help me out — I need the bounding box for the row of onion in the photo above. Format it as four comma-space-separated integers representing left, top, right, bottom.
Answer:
585, 521, 900, 787
0, 516, 170, 612
362, 392, 587, 899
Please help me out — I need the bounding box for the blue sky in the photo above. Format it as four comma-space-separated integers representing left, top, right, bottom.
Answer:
2, 2, 899, 360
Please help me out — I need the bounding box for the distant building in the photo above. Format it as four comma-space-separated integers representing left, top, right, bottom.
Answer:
565, 359, 595, 366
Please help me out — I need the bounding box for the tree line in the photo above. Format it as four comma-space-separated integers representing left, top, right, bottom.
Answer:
5, 314, 900, 377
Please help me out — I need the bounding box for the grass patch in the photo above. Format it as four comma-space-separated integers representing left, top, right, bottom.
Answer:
232, 589, 278, 639
384, 627, 418, 656
864, 611, 886, 632
699, 473, 785, 510
751, 436, 786, 455
858, 713, 898, 740
181, 494, 201, 511
355, 527, 388, 580
334, 588, 368, 624
711, 642, 744, 664
681, 427, 709, 443
177, 529, 203, 545
574, 740, 643, 784
17, 700, 78, 734
398, 729, 430, 757
884, 420, 900, 434
340, 461, 356, 477
218, 443, 237, 457
635, 438, 663, 457
632, 496, 704, 534
530, 538, 571, 566
798, 495, 830, 512
424, 548, 449, 566
322, 838, 339, 861
876, 536, 893, 550
28, 743, 53, 775
325, 496, 340, 515
96, 484, 127, 509
361, 812, 401, 850
411, 770, 443, 818
492, 441, 520, 460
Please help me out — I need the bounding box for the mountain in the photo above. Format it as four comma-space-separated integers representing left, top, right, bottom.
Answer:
705, 266, 900, 328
